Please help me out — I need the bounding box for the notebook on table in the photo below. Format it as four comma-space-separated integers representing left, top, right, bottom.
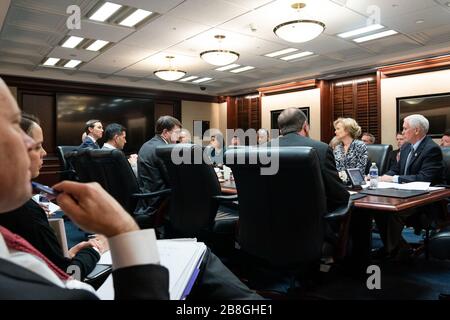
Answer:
360, 188, 429, 199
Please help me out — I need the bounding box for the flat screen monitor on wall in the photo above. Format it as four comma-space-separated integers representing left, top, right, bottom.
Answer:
397, 93, 450, 138
271, 107, 310, 131
57, 94, 154, 153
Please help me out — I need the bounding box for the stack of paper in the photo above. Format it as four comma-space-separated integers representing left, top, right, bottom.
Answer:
96, 239, 206, 300
376, 182, 431, 190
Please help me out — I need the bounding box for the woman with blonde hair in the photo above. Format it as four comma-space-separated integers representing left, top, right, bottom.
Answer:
333, 117, 368, 179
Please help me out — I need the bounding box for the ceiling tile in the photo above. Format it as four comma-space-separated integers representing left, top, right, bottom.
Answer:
47, 46, 100, 61
69, 20, 134, 43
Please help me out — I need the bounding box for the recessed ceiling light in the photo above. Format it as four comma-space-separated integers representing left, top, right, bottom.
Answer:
264, 48, 298, 58
192, 77, 212, 83
43, 58, 60, 66
416, 19, 424, 24
89, 2, 122, 22
337, 24, 384, 38
64, 60, 82, 68
86, 40, 109, 51
179, 76, 199, 82
280, 51, 314, 61
230, 66, 255, 73
119, 9, 152, 27
215, 64, 240, 71
353, 30, 398, 43
61, 36, 84, 48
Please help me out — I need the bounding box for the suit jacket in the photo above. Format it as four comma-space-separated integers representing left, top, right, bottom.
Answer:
136, 135, 170, 215
0, 199, 99, 279
388, 148, 401, 171
385, 136, 444, 185
79, 137, 99, 149
272, 132, 350, 212
0, 258, 169, 299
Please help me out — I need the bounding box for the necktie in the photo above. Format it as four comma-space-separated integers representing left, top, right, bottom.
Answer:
0, 225, 70, 280
403, 146, 414, 175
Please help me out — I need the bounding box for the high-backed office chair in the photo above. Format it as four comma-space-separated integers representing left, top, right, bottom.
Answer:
365, 144, 393, 175
67, 149, 169, 229
155, 144, 238, 252
224, 147, 351, 294
441, 147, 450, 185
56, 145, 79, 181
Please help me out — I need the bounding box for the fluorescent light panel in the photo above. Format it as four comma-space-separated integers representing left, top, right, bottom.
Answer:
192, 77, 212, 83
119, 9, 152, 27
264, 48, 298, 58
86, 40, 109, 51
215, 64, 240, 71
61, 36, 84, 48
335, 77, 374, 86
280, 51, 314, 61
179, 76, 198, 82
353, 30, 398, 43
43, 58, 60, 66
89, 2, 122, 22
64, 60, 82, 68
230, 66, 255, 73
338, 24, 384, 38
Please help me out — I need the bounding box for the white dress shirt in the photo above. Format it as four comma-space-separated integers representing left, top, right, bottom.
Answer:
0, 228, 160, 297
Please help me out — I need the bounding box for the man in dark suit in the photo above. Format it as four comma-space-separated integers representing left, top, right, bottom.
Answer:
79, 119, 103, 149
273, 107, 350, 213
0, 78, 169, 299
388, 132, 405, 170
136, 116, 181, 216
377, 114, 444, 256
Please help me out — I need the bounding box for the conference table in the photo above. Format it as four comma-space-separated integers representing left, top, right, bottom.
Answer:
220, 180, 450, 261
220, 180, 450, 212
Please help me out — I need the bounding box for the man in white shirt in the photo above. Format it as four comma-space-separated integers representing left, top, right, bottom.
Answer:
0, 78, 168, 299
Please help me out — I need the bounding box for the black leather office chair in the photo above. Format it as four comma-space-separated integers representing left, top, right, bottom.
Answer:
156, 144, 238, 253
224, 147, 351, 295
365, 144, 393, 175
56, 145, 79, 181
441, 146, 450, 185
67, 149, 169, 229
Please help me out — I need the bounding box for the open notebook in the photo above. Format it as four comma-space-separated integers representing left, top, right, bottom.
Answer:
96, 239, 206, 300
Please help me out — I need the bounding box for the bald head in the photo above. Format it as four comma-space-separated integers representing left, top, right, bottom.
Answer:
277, 107, 308, 136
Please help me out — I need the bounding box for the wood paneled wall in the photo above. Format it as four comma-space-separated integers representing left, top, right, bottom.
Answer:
3, 76, 214, 185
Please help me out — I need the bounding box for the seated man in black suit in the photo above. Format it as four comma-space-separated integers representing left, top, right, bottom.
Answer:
274, 108, 350, 213
79, 119, 103, 149
376, 114, 444, 258
388, 132, 406, 170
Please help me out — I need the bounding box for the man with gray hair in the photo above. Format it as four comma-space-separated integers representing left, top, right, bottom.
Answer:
374, 114, 444, 260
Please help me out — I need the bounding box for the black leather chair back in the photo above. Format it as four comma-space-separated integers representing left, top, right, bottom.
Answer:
68, 149, 140, 214
441, 147, 450, 185
366, 144, 393, 175
156, 144, 221, 237
225, 146, 325, 268
56, 145, 79, 180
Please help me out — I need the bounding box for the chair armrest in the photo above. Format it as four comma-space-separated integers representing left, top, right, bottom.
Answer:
131, 188, 171, 199
212, 194, 238, 203
324, 198, 352, 220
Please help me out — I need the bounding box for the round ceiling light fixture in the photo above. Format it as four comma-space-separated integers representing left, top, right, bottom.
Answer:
273, 3, 325, 43
153, 56, 186, 81
200, 35, 240, 66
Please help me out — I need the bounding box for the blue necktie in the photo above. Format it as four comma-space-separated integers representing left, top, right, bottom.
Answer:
403, 146, 414, 175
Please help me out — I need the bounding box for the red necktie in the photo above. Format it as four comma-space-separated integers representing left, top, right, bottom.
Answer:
0, 225, 70, 280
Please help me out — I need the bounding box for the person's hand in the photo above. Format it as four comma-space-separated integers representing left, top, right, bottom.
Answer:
53, 181, 139, 238
128, 154, 138, 165
88, 235, 109, 254
379, 175, 393, 182
68, 241, 92, 258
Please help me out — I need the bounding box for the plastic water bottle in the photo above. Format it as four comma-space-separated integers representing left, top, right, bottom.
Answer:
369, 162, 378, 189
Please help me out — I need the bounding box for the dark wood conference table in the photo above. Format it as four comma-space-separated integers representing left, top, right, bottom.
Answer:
220, 180, 450, 211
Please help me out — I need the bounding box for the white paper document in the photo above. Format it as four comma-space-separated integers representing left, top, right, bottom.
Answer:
96, 239, 206, 300
376, 181, 431, 191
